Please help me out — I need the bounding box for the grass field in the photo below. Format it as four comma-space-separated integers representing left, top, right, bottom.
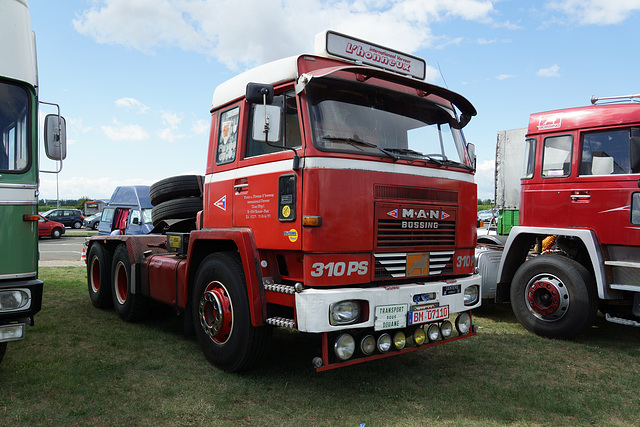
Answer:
2, 266, 640, 426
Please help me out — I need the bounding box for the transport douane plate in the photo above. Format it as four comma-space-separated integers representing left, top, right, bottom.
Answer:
407, 305, 449, 326
374, 304, 408, 331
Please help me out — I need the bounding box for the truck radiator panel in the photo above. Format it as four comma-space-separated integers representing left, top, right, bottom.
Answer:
373, 251, 454, 279
376, 219, 456, 248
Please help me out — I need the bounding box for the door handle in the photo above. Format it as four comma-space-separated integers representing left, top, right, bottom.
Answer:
234, 183, 248, 191
570, 191, 590, 201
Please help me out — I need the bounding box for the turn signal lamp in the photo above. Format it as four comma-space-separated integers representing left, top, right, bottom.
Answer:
302, 216, 322, 227
23, 214, 40, 222
456, 312, 472, 335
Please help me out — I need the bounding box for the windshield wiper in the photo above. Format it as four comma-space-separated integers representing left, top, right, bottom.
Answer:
321, 135, 399, 161
384, 148, 444, 165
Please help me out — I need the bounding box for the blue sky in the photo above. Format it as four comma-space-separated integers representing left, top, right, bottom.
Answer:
29, 0, 640, 202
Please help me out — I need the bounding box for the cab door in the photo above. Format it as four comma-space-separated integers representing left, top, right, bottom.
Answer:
232, 88, 303, 251
572, 127, 640, 246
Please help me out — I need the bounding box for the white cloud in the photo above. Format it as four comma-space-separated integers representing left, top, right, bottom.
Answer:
73, 0, 496, 70
115, 97, 149, 114
547, 0, 640, 25
537, 64, 560, 77
191, 119, 209, 135
478, 38, 497, 45
497, 74, 515, 80
160, 112, 182, 129
101, 120, 149, 141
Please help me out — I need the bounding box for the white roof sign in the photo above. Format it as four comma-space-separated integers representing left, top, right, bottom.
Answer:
316, 30, 426, 80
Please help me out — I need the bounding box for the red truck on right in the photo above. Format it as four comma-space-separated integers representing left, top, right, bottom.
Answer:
478, 93, 640, 338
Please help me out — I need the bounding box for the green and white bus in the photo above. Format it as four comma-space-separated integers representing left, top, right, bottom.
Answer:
0, 0, 66, 364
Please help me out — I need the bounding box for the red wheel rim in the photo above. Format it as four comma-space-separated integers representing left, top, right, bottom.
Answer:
198, 281, 233, 344
525, 274, 569, 321
90, 257, 100, 293
114, 262, 128, 305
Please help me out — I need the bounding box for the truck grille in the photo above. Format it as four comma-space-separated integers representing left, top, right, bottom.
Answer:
375, 202, 457, 250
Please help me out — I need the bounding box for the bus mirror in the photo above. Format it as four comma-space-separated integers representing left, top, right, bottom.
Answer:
44, 114, 67, 161
252, 105, 282, 143
246, 83, 274, 104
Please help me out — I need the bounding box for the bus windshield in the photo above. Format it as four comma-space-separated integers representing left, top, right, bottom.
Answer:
0, 81, 29, 172
306, 77, 470, 167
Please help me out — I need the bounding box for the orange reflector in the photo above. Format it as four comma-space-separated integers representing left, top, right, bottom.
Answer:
23, 214, 40, 221
302, 216, 322, 227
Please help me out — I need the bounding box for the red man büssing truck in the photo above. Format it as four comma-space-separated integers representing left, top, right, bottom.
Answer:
86, 31, 482, 372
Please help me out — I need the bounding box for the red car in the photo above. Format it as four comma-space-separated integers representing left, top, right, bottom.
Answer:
38, 215, 65, 239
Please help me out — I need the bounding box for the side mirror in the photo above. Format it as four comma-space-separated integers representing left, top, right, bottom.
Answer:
252, 105, 282, 143
132, 217, 139, 225
44, 114, 67, 161
467, 142, 476, 171
246, 83, 274, 104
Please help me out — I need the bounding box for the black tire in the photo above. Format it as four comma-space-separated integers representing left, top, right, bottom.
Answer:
192, 252, 271, 372
0, 342, 6, 364
87, 243, 112, 308
150, 175, 203, 206
51, 228, 62, 239
510, 255, 597, 339
92, 222, 99, 230
111, 245, 150, 322
151, 197, 202, 226
72, 221, 82, 229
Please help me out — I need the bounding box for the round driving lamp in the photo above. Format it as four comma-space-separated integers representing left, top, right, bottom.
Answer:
360, 335, 376, 356
393, 331, 406, 350
377, 333, 392, 353
456, 312, 472, 335
440, 320, 453, 338
427, 323, 441, 342
334, 334, 356, 361
413, 328, 426, 346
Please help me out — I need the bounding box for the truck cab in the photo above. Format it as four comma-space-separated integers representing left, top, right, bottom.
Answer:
480, 94, 640, 338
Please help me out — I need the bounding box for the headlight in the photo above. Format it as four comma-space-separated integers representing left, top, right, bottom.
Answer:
329, 300, 361, 325
427, 323, 441, 342
377, 333, 392, 353
393, 331, 406, 350
0, 324, 25, 342
441, 320, 453, 338
0, 289, 31, 311
334, 334, 356, 361
464, 285, 480, 306
360, 335, 376, 356
456, 312, 472, 335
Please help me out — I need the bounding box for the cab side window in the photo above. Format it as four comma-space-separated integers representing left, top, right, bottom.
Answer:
632, 193, 640, 225
245, 90, 301, 158
216, 107, 240, 165
542, 135, 572, 178
580, 128, 638, 175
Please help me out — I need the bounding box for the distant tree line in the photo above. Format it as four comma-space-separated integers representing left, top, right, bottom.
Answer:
39, 197, 92, 210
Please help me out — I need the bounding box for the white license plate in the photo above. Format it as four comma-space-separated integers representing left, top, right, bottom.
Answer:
374, 304, 408, 331
408, 305, 449, 325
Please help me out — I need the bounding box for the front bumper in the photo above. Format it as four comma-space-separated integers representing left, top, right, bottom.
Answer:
295, 274, 481, 333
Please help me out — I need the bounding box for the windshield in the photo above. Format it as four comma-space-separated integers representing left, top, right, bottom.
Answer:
0, 81, 30, 172
306, 78, 470, 167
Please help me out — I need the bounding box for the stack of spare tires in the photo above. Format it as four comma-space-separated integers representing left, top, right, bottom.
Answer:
150, 175, 204, 232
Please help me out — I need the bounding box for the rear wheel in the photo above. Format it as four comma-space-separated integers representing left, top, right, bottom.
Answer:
111, 245, 150, 322
73, 221, 82, 229
511, 255, 597, 339
87, 243, 112, 308
192, 252, 271, 372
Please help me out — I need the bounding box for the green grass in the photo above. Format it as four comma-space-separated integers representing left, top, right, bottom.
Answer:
2, 267, 640, 426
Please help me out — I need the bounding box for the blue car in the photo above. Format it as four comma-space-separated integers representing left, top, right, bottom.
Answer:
98, 186, 154, 235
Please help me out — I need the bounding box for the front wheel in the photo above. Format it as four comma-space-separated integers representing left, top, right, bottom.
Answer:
111, 245, 150, 322
511, 255, 597, 339
51, 228, 62, 239
192, 252, 271, 372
